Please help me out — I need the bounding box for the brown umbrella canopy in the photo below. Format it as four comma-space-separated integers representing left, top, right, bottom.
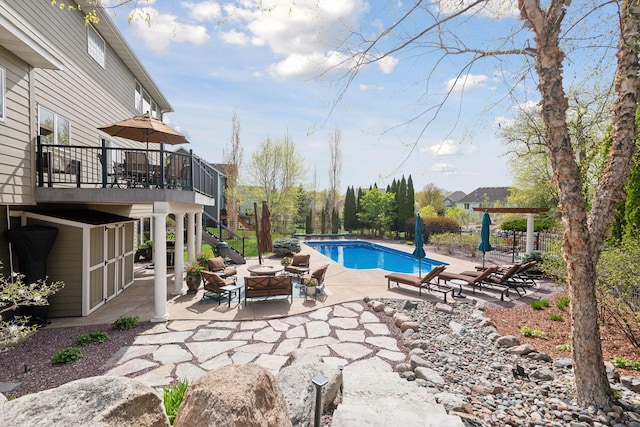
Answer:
258, 201, 273, 254
98, 113, 188, 145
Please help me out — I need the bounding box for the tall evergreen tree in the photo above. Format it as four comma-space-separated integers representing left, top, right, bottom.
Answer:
406, 175, 415, 217
331, 208, 339, 234
305, 208, 313, 234
356, 187, 364, 231
343, 186, 357, 231
397, 177, 407, 234
320, 208, 327, 234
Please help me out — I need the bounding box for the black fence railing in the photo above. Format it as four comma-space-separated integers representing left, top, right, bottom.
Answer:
36, 137, 218, 199
462, 229, 563, 264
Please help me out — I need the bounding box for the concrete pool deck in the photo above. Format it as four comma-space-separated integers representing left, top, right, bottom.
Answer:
49, 240, 512, 328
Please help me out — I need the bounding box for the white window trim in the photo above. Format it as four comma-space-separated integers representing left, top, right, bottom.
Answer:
38, 104, 71, 145
87, 25, 105, 68
0, 67, 5, 122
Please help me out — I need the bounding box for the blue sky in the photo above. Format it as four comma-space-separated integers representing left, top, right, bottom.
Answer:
104, 0, 538, 195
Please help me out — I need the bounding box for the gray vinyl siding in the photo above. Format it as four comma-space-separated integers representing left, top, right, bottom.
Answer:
0, 46, 34, 205
25, 218, 83, 318
9, 1, 155, 151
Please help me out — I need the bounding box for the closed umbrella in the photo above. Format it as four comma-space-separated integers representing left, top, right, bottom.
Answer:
412, 213, 426, 277
478, 211, 493, 268
258, 201, 273, 261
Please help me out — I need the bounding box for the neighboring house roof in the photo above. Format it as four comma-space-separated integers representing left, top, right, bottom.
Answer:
458, 187, 510, 204
445, 191, 466, 203
210, 163, 230, 177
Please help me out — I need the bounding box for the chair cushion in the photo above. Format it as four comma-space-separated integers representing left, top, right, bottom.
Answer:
291, 254, 310, 267
207, 256, 225, 271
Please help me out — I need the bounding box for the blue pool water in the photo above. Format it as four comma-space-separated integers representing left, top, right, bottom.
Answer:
306, 240, 447, 274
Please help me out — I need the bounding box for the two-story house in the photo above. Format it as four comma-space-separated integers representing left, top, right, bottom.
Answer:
456, 187, 511, 212
0, 2, 221, 322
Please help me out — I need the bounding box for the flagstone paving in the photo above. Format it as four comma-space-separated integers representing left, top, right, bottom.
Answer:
103, 302, 406, 388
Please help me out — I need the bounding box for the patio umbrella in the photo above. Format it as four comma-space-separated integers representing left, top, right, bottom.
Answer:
98, 113, 188, 146
257, 201, 273, 263
412, 213, 426, 278
478, 211, 493, 268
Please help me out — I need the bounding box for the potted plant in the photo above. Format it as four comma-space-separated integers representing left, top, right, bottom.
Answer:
185, 260, 204, 293
303, 277, 318, 296
281, 257, 293, 267
195, 252, 210, 267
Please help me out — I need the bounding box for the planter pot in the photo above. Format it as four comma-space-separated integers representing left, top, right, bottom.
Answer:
305, 286, 317, 296
186, 275, 201, 294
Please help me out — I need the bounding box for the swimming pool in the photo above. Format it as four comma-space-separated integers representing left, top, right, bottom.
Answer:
306, 240, 447, 274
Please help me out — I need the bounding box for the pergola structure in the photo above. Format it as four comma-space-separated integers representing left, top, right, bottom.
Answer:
472, 207, 550, 254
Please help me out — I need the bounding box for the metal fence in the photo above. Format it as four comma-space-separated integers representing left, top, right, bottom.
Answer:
463, 229, 563, 264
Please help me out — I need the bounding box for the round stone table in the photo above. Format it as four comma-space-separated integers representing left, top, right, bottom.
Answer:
247, 264, 284, 276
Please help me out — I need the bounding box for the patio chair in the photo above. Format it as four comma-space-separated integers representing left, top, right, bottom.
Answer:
124, 151, 149, 187
458, 263, 532, 300
437, 265, 500, 296
284, 254, 310, 279
207, 256, 237, 277
201, 270, 236, 305
385, 265, 454, 302
166, 155, 185, 189
303, 264, 329, 290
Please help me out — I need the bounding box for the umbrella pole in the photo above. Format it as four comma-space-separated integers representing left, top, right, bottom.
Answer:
254, 202, 262, 265
418, 260, 422, 279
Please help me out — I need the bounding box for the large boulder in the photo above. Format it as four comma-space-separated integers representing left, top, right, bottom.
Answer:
174, 363, 291, 427
278, 349, 342, 426
3, 376, 169, 427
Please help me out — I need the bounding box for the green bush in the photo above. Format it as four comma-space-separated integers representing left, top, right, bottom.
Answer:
163, 378, 189, 424
273, 238, 301, 256
135, 240, 153, 261
549, 314, 564, 322
458, 234, 478, 257
530, 299, 550, 310
556, 296, 570, 311
557, 343, 571, 352
501, 218, 559, 232
52, 347, 83, 364
75, 331, 109, 346
112, 316, 139, 331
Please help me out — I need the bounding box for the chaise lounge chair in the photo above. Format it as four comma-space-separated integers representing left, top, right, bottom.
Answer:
459, 263, 534, 299
385, 265, 454, 302
437, 266, 501, 297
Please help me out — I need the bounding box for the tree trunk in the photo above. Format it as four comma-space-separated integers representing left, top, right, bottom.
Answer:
519, 0, 612, 407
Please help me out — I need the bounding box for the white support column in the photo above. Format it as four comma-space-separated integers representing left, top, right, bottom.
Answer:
187, 212, 195, 262
196, 210, 203, 254
172, 212, 185, 296
151, 211, 169, 323
526, 213, 535, 254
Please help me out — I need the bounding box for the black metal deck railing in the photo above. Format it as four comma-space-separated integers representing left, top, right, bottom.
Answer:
36, 137, 219, 199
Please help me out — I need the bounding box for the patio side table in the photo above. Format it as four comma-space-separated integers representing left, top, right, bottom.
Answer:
220, 283, 243, 307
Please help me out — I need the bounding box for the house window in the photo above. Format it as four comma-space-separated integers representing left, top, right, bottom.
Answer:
134, 81, 159, 116
38, 105, 70, 145
0, 66, 5, 122
87, 25, 105, 68
464, 203, 470, 210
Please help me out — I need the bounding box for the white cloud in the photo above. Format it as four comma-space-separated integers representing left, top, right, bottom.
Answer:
512, 100, 540, 114
423, 139, 460, 156
438, 0, 519, 18
129, 7, 210, 52
378, 56, 398, 74
494, 116, 514, 128
221, 29, 249, 45
183, 1, 222, 22
431, 163, 457, 174
220, 0, 373, 78
445, 73, 488, 93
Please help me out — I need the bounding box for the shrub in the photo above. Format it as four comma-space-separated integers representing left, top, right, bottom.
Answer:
549, 314, 564, 322
273, 238, 301, 256
52, 347, 83, 364
135, 240, 153, 261
501, 218, 559, 232
458, 234, 478, 257
163, 378, 189, 424
557, 343, 571, 352
75, 331, 109, 346
424, 217, 460, 236
612, 356, 640, 370
429, 233, 458, 253
520, 325, 547, 339
112, 316, 139, 331
556, 296, 570, 311
530, 299, 549, 310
